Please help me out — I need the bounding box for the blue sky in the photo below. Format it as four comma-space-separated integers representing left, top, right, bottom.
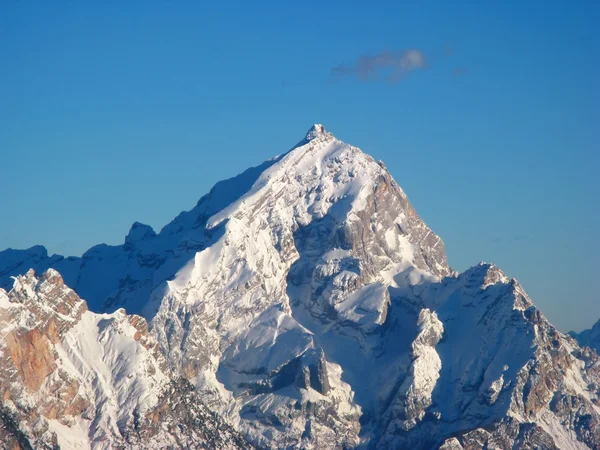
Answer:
1, 1, 598, 331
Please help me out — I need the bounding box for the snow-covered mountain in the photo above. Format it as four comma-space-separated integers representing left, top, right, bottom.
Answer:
0, 269, 250, 449
1, 124, 600, 449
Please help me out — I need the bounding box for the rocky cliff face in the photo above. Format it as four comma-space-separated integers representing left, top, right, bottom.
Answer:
0, 125, 599, 449
0, 269, 250, 449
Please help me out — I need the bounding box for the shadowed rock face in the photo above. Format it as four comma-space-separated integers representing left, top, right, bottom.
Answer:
0, 125, 599, 449
571, 319, 600, 353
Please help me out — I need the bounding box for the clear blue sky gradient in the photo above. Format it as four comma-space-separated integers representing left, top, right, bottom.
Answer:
1, 1, 598, 331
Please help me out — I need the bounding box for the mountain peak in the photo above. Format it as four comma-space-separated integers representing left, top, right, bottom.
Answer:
305, 123, 331, 141
125, 221, 156, 245
0, 124, 599, 449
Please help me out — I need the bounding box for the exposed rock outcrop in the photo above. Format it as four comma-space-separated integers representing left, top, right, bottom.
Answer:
0, 270, 250, 449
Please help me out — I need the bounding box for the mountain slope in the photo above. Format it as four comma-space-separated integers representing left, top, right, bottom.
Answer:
0, 269, 250, 449
0, 156, 283, 317
1, 125, 599, 449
